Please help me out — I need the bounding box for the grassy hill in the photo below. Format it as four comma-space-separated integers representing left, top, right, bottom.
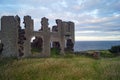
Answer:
0, 56, 120, 80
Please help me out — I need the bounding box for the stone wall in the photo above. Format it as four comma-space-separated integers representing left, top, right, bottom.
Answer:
1, 16, 18, 57
0, 15, 75, 58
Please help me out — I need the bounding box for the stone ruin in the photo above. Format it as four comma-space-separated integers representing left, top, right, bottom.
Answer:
0, 15, 75, 58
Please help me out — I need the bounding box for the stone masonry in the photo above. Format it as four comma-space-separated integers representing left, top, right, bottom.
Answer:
0, 15, 75, 58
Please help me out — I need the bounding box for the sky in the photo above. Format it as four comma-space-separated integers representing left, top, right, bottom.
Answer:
0, 0, 120, 41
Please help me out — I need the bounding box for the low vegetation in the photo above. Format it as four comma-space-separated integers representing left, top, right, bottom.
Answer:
100, 50, 115, 58
85, 50, 115, 58
0, 55, 120, 80
0, 46, 120, 80
109, 45, 120, 56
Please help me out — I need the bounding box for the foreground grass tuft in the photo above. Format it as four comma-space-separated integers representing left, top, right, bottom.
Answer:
0, 56, 120, 80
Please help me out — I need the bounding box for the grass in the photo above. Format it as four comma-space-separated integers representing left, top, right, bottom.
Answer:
0, 56, 120, 80
31, 48, 42, 54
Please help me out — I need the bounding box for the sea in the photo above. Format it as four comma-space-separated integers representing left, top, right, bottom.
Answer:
74, 41, 120, 51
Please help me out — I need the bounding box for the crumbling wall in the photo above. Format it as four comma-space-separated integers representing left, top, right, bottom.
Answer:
23, 16, 34, 57
15, 15, 26, 57
1, 16, 18, 57
0, 15, 75, 58
41, 17, 50, 57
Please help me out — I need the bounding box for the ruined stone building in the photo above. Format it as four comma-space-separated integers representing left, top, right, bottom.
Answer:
0, 15, 75, 58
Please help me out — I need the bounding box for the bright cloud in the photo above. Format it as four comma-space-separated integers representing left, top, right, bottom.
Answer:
76, 35, 120, 41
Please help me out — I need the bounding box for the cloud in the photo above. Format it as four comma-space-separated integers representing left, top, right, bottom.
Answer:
76, 35, 120, 41
0, 0, 120, 41
76, 30, 120, 36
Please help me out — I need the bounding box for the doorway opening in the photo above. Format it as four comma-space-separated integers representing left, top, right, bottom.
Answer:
31, 36, 43, 54
51, 41, 61, 55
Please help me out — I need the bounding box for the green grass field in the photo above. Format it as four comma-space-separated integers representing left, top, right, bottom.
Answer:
0, 56, 120, 80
